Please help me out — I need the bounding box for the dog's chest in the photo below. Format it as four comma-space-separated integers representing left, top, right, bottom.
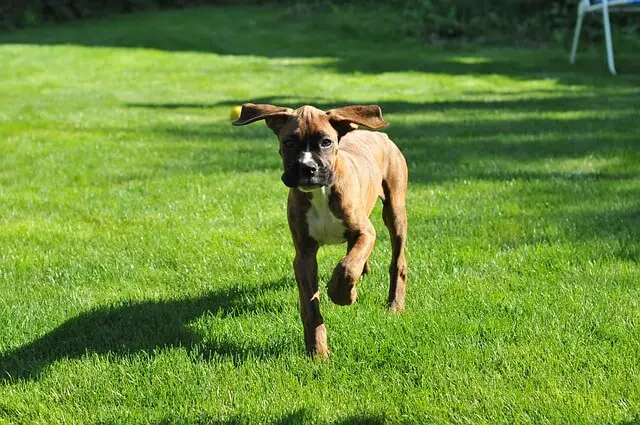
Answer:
306, 187, 346, 245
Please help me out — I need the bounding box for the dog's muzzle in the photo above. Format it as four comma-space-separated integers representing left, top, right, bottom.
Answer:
282, 160, 333, 189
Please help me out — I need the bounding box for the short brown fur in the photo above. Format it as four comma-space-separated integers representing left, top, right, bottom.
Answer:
233, 103, 408, 358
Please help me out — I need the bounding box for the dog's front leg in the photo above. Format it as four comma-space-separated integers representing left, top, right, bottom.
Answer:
328, 219, 376, 306
294, 248, 329, 358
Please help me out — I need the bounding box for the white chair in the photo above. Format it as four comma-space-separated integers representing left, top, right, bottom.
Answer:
570, 0, 640, 74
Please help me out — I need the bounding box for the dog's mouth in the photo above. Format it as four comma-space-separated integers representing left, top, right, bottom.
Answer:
281, 166, 333, 190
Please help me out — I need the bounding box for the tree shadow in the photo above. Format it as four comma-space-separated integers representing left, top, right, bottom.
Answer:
1, 5, 639, 86
128, 91, 640, 114
0, 278, 296, 383
155, 408, 387, 425
123, 89, 640, 257
126, 90, 640, 182
124, 93, 640, 259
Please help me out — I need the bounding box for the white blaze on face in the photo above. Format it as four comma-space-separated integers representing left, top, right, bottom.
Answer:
300, 139, 316, 168
300, 150, 314, 167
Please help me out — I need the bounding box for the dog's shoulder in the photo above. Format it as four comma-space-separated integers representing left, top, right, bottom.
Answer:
341, 129, 391, 144
340, 129, 399, 164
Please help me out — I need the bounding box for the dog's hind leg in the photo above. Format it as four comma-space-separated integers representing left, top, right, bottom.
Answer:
382, 160, 408, 313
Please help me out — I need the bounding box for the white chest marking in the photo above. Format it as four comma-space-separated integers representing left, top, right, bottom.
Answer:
306, 187, 346, 245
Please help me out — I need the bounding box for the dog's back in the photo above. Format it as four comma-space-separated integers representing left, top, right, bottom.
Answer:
338, 129, 408, 207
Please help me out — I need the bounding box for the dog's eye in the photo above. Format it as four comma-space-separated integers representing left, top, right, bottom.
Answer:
319, 138, 333, 148
283, 139, 296, 149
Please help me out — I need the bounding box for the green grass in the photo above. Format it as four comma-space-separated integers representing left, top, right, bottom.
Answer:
1, 4, 640, 424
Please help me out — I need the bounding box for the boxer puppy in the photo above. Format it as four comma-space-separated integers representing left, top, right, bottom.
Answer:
233, 104, 407, 358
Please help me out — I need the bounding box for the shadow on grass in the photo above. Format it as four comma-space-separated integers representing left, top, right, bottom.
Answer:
0, 278, 295, 383
1, 5, 639, 85
151, 408, 386, 425
128, 91, 640, 115
130, 91, 640, 183
127, 93, 640, 254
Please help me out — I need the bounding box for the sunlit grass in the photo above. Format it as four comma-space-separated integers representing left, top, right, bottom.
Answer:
1, 4, 640, 425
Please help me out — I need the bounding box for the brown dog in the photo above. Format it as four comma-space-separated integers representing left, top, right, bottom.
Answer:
233, 103, 407, 358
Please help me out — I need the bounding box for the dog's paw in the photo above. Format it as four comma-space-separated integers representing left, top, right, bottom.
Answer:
387, 299, 405, 313
328, 282, 357, 306
327, 263, 358, 306
311, 347, 330, 361
306, 340, 330, 360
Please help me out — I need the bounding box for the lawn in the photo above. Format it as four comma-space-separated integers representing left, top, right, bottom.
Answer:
1, 4, 640, 424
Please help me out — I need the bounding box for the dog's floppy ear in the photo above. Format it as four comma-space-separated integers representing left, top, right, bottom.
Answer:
326, 105, 388, 138
232, 103, 293, 134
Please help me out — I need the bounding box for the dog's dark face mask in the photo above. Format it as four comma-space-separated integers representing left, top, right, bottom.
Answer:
275, 107, 339, 190
232, 103, 388, 190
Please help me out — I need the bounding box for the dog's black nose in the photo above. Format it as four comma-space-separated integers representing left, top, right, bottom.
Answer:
300, 162, 318, 177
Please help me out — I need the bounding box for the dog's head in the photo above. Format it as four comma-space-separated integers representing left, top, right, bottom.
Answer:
232, 103, 387, 190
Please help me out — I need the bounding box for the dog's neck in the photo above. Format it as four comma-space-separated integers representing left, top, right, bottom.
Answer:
298, 185, 329, 194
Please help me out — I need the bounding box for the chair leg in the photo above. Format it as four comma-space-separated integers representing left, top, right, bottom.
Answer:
570, 1, 586, 64
602, 0, 617, 74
